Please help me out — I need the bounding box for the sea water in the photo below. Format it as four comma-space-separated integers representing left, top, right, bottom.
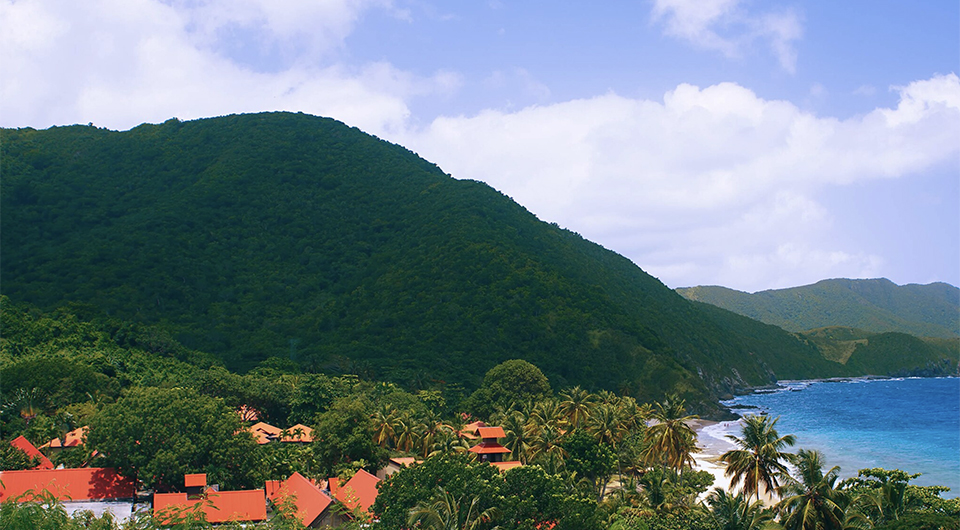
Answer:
703, 377, 960, 498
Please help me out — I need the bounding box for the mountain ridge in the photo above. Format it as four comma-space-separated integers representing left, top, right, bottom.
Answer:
677, 278, 959, 339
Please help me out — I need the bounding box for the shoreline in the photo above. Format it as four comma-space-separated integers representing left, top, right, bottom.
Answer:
690, 418, 780, 505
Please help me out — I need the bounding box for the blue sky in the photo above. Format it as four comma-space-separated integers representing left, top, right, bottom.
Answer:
2, 0, 957, 292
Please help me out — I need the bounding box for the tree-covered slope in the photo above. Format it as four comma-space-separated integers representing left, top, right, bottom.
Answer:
677, 279, 960, 339
2, 113, 843, 410
799, 327, 959, 377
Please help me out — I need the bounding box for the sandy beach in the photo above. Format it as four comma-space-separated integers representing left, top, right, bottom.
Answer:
690, 418, 780, 505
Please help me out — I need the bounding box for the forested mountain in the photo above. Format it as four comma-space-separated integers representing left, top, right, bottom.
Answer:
2, 113, 950, 414
677, 279, 960, 339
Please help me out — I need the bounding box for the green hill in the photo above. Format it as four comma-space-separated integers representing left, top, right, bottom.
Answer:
799, 327, 959, 376
0, 113, 865, 413
677, 279, 960, 339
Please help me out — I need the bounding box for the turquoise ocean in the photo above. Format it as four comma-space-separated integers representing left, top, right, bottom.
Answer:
701, 377, 960, 498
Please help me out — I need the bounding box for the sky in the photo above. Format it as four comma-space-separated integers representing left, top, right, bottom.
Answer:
2, 0, 958, 292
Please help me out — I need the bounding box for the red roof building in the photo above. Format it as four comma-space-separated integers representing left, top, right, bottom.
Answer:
469, 426, 511, 463
280, 424, 314, 443
265, 472, 337, 527
154, 474, 266, 524
249, 422, 283, 444
40, 426, 87, 451
0, 468, 134, 502
248, 422, 315, 444
9, 435, 54, 470
335, 469, 380, 515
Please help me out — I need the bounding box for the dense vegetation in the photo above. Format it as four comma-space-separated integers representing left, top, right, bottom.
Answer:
677, 279, 960, 339
1, 113, 864, 414
2, 299, 957, 529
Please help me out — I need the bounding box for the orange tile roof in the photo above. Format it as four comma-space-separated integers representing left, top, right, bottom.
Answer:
0, 468, 134, 502
460, 421, 486, 439
389, 456, 418, 467
154, 488, 267, 524
468, 443, 511, 455
490, 461, 523, 472
265, 472, 333, 526
10, 435, 53, 470
337, 469, 380, 514
477, 426, 506, 439
184, 473, 206, 488
249, 422, 282, 444
280, 424, 314, 442
40, 426, 87, 450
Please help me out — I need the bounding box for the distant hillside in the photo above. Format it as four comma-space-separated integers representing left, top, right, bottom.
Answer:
799, 327, 958, 376
677, 279, 960, 339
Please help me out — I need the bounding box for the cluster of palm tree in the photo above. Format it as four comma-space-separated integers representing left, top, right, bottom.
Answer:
489, 387, 652, 475
372, 406, 471, 458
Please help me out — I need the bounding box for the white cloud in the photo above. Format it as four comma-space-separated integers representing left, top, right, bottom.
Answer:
400, 74, 960, 291
0, 0, 450, 136
650, 0, 803, 73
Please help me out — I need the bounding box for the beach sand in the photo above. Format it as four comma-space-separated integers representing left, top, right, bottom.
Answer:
689, 418, 780, 505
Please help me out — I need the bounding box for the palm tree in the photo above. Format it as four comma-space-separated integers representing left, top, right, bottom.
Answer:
372, 405, 398, 448
587, 402, 628, 448
640, 394, 699, 475
527, 424, 567, 474
407, 488, 500, 530
500, 410, 532, 464
721, 414, 796, 503
393, 413, 419, 453
429, 431, 471, 458
705, 488, 774, 530
558, 386, 596, 430
776, 449, 848, 530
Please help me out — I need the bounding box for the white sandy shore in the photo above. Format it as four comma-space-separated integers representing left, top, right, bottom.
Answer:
689, 419, 780, 505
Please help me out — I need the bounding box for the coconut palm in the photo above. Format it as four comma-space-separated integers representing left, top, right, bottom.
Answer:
393, 413, 419, 453
527, 424, 567, 474
372, 406, 398, 448
500, 409, 532, 464
705, 488, 774, 530
640, 394, 699, 474
408, 488, 500, 530
429, 431, 471, 458
721, 414, 796, 503
776, 449, 848, 530
587, 402, 629, 448
558, 386, 596, 430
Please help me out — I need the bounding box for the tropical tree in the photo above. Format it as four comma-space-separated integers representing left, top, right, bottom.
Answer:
640, 394, 699, 475
721, 414, 796, 503
704, 488, 774, 530
407, 488, 500, 530
499, 409, 532, 464
558, 386, 596, 430
777, 449, 848, 530
86, 386, 260, 491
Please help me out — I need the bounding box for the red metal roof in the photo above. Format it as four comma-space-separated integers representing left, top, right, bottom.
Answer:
154, 488, 267, 524
265, 472, 333, 526
10, 435, 53, 470
0, 468, 134, 502
40, 426, 87, 450
477, 426, 506, 439
337, 469, 380, 514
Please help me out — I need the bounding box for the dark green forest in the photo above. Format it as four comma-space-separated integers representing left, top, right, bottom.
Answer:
1, 113, 956, 416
